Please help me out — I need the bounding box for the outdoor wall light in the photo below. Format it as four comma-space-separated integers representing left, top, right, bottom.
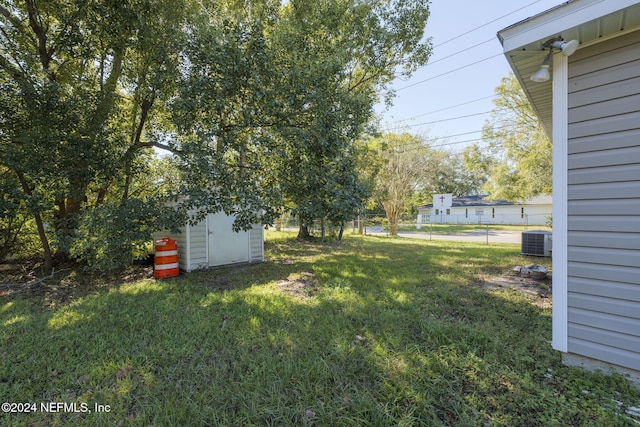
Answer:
530, 37, 579, 82
531, 51, 552, 82
551, 39, 579, 56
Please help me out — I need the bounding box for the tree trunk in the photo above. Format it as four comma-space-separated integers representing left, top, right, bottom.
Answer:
338, 223, 344, 241
321, 217, 326, 242
388, 217, 399, 236
298, 224, 310, 239
54, 192, 84, 251
33, 211, 53, 273
383, 202, 401, 236
15, 170, 53, 272
297, 215, 311, 239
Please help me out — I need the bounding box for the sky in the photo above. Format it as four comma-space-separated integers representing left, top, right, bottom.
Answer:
374, 0, 562, 151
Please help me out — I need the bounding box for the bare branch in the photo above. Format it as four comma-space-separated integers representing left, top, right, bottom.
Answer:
3, 268, 72, 296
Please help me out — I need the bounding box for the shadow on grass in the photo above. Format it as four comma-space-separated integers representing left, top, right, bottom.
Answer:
1, 235, 637, 426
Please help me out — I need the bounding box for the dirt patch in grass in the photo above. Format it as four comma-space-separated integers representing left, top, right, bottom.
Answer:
276, 271, 318, 300
479, 273, 552, 308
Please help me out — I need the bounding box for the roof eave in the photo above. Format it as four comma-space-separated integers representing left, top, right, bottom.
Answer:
496, 0, 640, 138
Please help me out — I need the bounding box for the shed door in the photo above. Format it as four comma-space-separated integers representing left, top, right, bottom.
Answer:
207, 213, 249, 266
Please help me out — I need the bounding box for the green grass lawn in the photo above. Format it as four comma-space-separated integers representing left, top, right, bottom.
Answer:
1, 233, 638, 426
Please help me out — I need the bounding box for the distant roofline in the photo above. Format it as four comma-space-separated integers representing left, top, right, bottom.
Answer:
417, 194, 552, 209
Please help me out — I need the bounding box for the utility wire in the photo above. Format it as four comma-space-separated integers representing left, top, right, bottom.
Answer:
382, 124, 513, 153
379, 2, 547, 145
396, 53, 503, 92
432, 0, 545, 48
395, 137, 482, 153
384, 94, 497, 127
392, 0, 546, 92
384, 110, 495, 131
421, 38, 494, 68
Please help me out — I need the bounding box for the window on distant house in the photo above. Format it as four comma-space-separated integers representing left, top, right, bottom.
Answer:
435, 209, 439, 215
492, 208, 495, 218
521, 207, 525, 219
446, 209, 450, 215
465, 208, 468, 218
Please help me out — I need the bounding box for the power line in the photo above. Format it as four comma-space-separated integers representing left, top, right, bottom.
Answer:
391, 0, 547, 92
384, 110, 494, 131
387, 94, 498, 125
379, 2, 549, 144
434, 137, 483, 148
420, 38, 494, 69
433, 0, 545, 49
384, 124, 514, 153
401, 136, 484, 151
384, 97, 500, 126
384, 94, 497, 127
396, 53, 503, 92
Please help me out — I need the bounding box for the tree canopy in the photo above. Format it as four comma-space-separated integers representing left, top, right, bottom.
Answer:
1, 0, 431, 269
464, 74, 552, 203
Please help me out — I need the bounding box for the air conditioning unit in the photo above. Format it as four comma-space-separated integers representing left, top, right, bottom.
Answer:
521, 230, 552, 257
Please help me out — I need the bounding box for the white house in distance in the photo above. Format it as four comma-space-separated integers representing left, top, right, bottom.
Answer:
154, 211, 264, 272
498, 0, 640, 382
417, 194, 552, 226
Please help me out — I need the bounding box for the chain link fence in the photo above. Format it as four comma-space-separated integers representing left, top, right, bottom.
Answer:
268, 212, 552, 238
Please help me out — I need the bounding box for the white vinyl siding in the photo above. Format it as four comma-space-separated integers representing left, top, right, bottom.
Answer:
249, 224, 264, 263
566, 30, 640, 371
187, 220, 207, 270
417, 204, 551, 225
155, 213, 264, 272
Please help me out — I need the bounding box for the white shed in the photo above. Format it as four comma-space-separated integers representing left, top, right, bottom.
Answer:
154, 211, 264, 272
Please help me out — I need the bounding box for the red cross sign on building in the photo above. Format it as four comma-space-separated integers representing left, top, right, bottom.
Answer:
433, 193, 452, 209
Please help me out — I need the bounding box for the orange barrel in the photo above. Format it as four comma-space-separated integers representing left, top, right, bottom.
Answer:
154, 237, 179, 278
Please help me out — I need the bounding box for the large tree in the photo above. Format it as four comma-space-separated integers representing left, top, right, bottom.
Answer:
1, 0, 431, 269
0, 0, 191, 270
369, 133, 485, 235
172, 0, 432, 238
465, 74, 552, 202
371, 133, 441, 236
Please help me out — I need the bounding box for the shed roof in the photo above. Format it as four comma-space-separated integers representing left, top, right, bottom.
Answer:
497, 0, 640, 138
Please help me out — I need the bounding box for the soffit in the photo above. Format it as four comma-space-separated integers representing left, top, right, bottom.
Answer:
498, 0, 640, 138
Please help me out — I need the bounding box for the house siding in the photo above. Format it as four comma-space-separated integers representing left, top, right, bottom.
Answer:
249, 224, 264, 263
153, 229, 189, 270
566, 30, 640, 371
153, 219, 207, 272
187, 220, 208, 271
